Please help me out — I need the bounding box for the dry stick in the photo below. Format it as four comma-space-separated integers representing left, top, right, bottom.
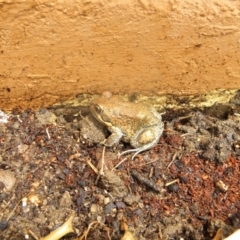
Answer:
1, 194, 15, 216
7, 198, 21, 221
45, 127, 50, 139
17, 116, 23, 123
40, 214, 75, 240
28, 229, 39, 240
99, 146, 106, 175
95, 146, 106, 184
177, 114, 194, 121
112, 157, 128, 170
167, 151, 178, 169
86, 159, 98, 174
165, 179, 178, 187
149, 167, 154, 178
78, 221, 99, 240
180, 133, 190, 137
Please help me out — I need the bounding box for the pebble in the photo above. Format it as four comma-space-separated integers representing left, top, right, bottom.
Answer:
104, 202, 116, 214
0, 221, 8, 230
90, 204, 102, 214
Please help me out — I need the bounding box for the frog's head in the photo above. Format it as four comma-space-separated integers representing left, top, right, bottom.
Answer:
90, 96, 113, 127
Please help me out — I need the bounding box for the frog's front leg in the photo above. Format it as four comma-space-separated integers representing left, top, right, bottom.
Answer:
102, 126, 124, 147
119, 123, 164, 160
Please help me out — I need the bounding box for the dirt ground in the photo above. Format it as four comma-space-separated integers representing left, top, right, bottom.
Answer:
0, 93, 240, 240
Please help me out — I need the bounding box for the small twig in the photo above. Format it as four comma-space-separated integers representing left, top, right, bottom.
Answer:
2, 194, 15, 211
180, 133, 190, 137
167, 151, 178, 169
234, 113, 240, 117
69, 153, 81, 161
95, 147, 106, 184
17, 116, 22, 123
7, 198, 21, 221
78, 221, 99, 240
104, 189, 114, 200
78, 111, 92, 126
112, 157, 127, 170
86, 159, 98, 174
79, 221, 111, 240
127, 184, 132, 195
56, 124, 65, 128
149, 167, 154, 178
45, 127, 51, 139
177, 114, 193, 121
40, 214, 75, 240
165, 179, 178, 187
99, 146, 106, 176
28, 229, 39, 240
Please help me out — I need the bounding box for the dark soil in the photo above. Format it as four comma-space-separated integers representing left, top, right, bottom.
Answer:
0, 102, 240, 240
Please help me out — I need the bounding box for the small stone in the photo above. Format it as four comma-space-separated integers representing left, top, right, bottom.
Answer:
35, 109, 57, 125
0, 221, 8, 231
202, 148, 215, 161
104, 202, 116, 214
115, 201, 126, 209
138, 202, 144, 209
104, 197, 110, 205
123, 194, 141, 206
90, 204, 102, 214
0, 170, 16, 191
12, 121, 20, 129
17, 144, 29, 154
167, 183, 179, 192
0, 111, 9, 123
59, 192, 73, 208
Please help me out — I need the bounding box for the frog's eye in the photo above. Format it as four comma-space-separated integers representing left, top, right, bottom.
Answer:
93, 105, 102, 114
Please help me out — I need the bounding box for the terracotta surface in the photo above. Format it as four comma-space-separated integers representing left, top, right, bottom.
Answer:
0, 0, 240, 110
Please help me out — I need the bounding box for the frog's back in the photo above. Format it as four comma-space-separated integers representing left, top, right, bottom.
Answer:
109, 100, 160, 135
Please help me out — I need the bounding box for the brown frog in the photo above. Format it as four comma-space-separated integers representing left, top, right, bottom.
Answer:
90, 92, 164, 159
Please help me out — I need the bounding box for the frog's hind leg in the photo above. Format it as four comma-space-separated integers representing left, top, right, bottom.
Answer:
118, 148, 139, 160
118, 143, 156, 160
119, 125, 163, 160
119, 139, 160, 160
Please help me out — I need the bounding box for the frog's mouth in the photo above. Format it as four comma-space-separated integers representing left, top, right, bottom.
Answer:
96, 115, 112, 127
90, 104, 112, 127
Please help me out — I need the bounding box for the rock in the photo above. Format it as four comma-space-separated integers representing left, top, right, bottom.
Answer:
104, 202, 116, 214
0, 170, 16, 191
79, 114, 107, 144
101, 170, 128, 198
123, 195, 141, 206
90, 204, 102, 214
35, 109, 57, 125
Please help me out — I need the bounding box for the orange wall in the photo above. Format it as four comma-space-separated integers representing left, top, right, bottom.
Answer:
0, 0, 240, 110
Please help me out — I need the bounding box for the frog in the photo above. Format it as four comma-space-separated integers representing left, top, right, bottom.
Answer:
90, 92, 164, 160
